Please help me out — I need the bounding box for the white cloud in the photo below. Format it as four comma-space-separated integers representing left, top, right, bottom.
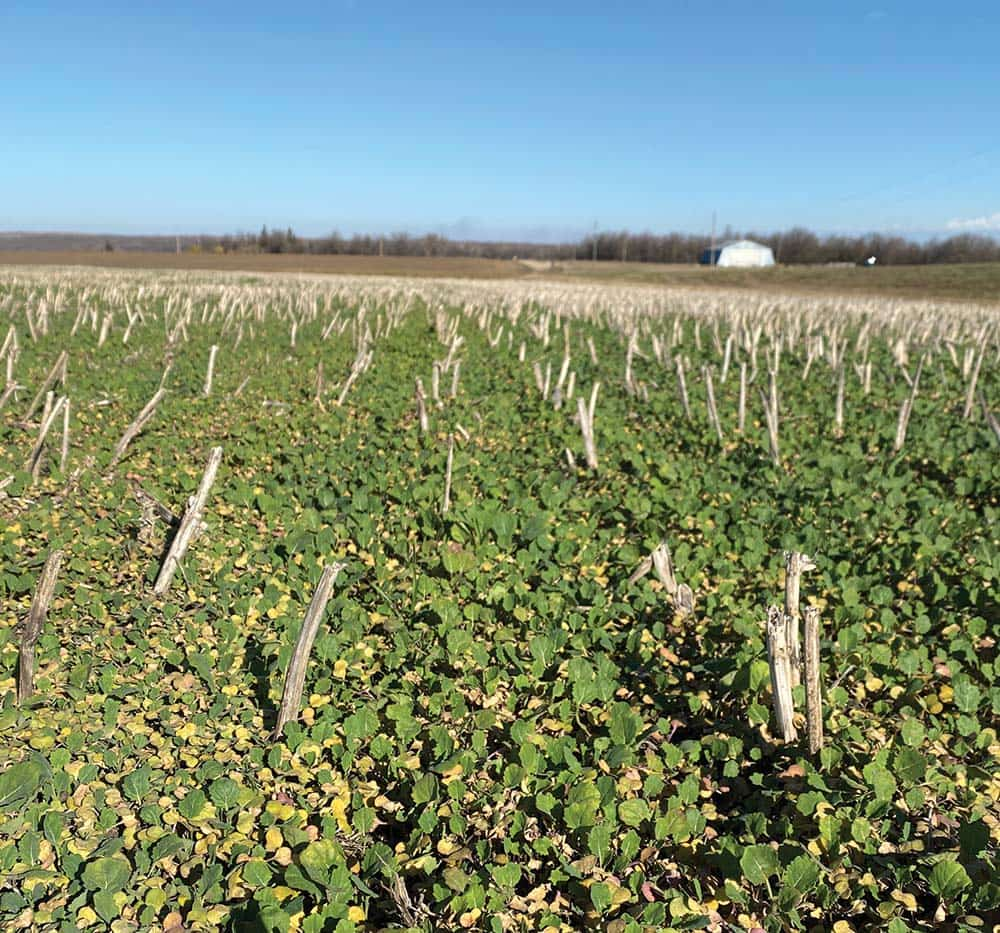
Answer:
946, 212, 1000, 231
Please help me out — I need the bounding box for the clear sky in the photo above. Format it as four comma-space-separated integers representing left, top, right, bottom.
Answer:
2, 1, 999, 241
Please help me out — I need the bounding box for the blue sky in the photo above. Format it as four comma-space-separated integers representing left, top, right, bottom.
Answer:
2, 1, 999, 241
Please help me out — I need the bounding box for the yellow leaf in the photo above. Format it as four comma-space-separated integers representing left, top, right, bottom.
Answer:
265, 801, 296, 821
611, 885, 632, 906
330, 797, 351, 832
176, 722, 197, 741
891, 890, 918, 911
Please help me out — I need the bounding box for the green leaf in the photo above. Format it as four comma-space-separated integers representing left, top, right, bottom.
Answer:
588, 824, 613, 862
178, 788, 208, 820
209, 777, 241, 810
952, 677, 982, 714
534, 792, 557, 815
81, 856, 131, 892
282, 863, 323, 899
740, 845, 779, 885
899, 718, 924, 747
618, 798, 650, 827
243, 858, 273, 887
529, 635, 555, 667
850, 818, 872, 843
783, 854, 820, 894
0, 759, 45, 812
862, 761, 897, 802
151, 833, 188, 863
927, 860, 971, 900
609, 702, 641, 746
443, 867, 469, 892
894, 748, 926, 785
412, 772, 439, 805
42, 810, 64, 845
300, 838, 343, 885
565, 781, 600, 829
93, 890, 120, 923
259, 905, 291, 933
121, 766, 150, 802
442, 547, 477, 575
343, 707, 379, 743
590, 882, 612, 911
492, 863, 521, 888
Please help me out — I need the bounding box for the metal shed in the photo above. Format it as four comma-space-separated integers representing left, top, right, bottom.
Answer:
700, 239, 776, 267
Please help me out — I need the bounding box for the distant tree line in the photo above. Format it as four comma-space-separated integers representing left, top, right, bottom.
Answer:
194, 224, 1000, 266
14, 226, 993, 265
561, 227, 1000, 265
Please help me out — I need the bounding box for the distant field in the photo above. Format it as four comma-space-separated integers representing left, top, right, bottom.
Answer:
2, 250, 1000, 303
546, 260, 1000, 303
0, 251, 526, 280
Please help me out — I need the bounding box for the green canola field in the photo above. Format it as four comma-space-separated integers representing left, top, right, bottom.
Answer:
1, 268, 998, 933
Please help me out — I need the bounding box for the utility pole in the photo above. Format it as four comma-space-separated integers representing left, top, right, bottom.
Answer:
592, 220, 598, 262
710, 211, 717, 267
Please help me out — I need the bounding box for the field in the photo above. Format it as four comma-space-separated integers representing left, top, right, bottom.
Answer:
543, 261, 1000, 305
4, 252, 1000, 304
1, 266, 998, 933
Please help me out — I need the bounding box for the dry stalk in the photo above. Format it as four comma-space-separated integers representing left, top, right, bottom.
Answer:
415, 378, 429, 433
24, 350, 68, 420
203, 344, 218, 396
109, 387, 166, 469
737, 362, 747, 433
784, 551, 816, 688
766, 606, 797, 743
25, 395, 67, 481
442, 434, 455, 515
577, 394, 598, 470
962, 344, 985, 420
153, 446, 223, 596
804, 606, 823, 755
271, 562, 346, 739
18, 550, 63, 704
703, 366, 723, 442
675, 357, 691, 419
